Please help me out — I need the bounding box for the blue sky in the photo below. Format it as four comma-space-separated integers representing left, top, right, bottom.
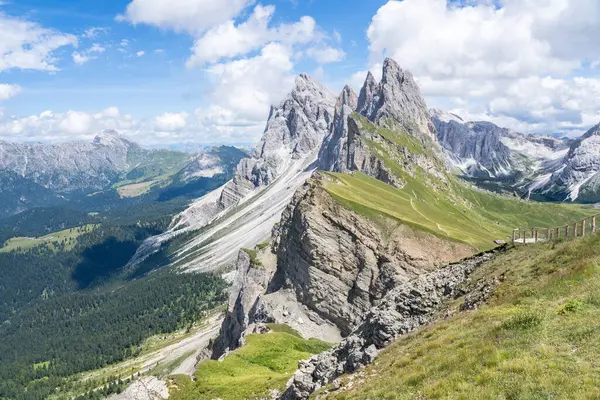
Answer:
0, 0, 599, 146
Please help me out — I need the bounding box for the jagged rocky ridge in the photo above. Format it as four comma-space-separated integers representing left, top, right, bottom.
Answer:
430, 109, 600, 202
431, 109, 567, 182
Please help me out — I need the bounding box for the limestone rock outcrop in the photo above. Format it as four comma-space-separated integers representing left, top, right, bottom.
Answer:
281, 250, 500, 400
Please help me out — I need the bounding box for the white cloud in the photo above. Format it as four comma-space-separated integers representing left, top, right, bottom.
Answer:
204, 43, 295, 121
136, 50, 145, 57
362, 0, 600, 134
186, 4, 320, 67
89, 43, 106, 54
155, 112, 189, 131
72, 43, 106, 65
59, 111, 94, 134
0, 11, 77, 72
0, 109, 140, 143
101, 106, 121, 118
305, 46, 345, 64
0, 84, 22, 101
117, 0, 253, 35
72, 52, 90, 65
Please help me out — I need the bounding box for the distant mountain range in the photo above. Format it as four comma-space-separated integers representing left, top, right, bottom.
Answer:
432, 110, 600, 202
0, 132, 247, 218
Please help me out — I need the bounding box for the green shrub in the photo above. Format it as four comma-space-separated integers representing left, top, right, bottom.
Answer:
558, 299, 585, 315
502, 310, 544, 330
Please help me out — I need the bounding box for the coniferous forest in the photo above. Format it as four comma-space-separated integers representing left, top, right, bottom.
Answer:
0, 209, 228, 400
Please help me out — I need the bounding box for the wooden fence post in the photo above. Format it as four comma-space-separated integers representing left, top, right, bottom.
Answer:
546, 228, 550, 241
512, 229, 517, 243
574, 222, 578, 238
565, 225, 569, 238
523, 230, 527, 244
534, 230, 539, 243
582, 220, 586, 237
592, 216, 597, 233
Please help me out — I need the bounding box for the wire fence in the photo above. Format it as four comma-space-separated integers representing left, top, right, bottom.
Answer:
512, 214, 600, 244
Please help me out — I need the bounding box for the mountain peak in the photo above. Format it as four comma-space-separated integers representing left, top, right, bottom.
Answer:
357, 70, 379, 117
337, 85, 358, 110
357, 59, 436, 142
93, 130, 137, 149
430, 108, 464, 124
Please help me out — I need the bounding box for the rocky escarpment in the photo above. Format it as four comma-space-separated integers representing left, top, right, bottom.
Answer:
269, 174, 473, 336
211, 249, 276, 357
318, 85, 358, 172
547, 123, 600, 201
431, 110, 513, 178
282, 250, 501, 400
320, 60, 444, 188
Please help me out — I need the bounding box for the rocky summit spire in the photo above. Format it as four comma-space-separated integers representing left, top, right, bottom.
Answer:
318, 85, 358, 171
356, 71, 378, 117
358, 58, 436, 142
214, 72, 335, 211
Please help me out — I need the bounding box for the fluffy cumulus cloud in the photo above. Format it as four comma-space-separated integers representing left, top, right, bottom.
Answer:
0, 83, 21, 101
363, 0, 600, 135
117, 0, 253, 35
0, 107, 140, 143
155, 112, 188, 131
0, 11, 77, 72
116, 0, 343, 145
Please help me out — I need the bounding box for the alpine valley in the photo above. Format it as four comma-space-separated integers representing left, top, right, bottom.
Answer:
2, 58, 600, 400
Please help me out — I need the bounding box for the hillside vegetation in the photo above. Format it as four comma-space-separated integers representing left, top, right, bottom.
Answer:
322, 115, 593, 250
320, 236, 600, 399
323, 172, 591, 250
169, 325, 331, 400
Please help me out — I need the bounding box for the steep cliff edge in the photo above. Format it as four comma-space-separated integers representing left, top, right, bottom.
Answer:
270, 174, 473, 336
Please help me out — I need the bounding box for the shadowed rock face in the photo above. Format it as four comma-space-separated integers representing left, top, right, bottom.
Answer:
318, 85, 358, 172
221, 73, 336, 208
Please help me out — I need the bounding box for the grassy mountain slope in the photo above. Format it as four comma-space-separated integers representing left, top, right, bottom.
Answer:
319, 236, 600, 399
170, 324, 330, 400
321, 115, 592, 250
323, 172, 591, 250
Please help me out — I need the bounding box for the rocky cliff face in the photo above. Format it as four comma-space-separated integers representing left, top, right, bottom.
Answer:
270, 174, 473, 336
431, 110, 513, 178
430, 109, 585, 200
318, 85, 358, 172
220, 73, 335, 208
282, 250, 500, 400
174, 74, 335, 230
431, 109, 568, 181
319, 59, 442, 186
